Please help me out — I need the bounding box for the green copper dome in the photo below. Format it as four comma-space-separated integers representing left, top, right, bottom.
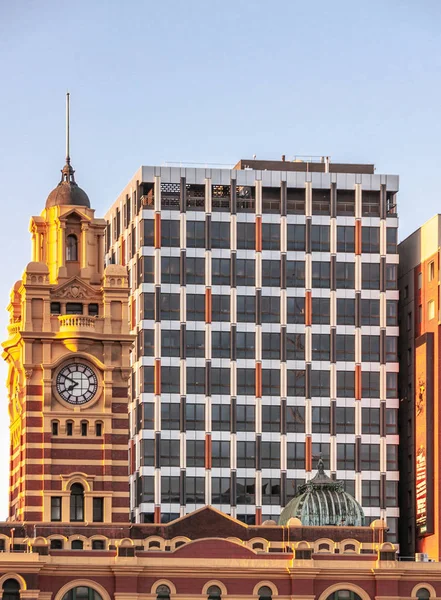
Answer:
279, 459, 365, 527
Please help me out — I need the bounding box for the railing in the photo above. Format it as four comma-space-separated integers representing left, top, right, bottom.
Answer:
58, 315, 96, 331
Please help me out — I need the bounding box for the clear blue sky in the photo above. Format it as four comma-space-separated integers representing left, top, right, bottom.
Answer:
0, 0, 440, 519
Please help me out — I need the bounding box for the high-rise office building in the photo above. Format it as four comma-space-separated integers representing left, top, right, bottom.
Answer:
105, 157, 400, 534
398, 215, 441, 558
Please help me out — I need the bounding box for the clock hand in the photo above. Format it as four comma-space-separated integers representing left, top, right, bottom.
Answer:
67, 382, 79, 392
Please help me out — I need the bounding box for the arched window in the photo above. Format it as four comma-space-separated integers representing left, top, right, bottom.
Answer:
2, 579, 20, 600
258, 586, 273, 600
156, 585, 171, 600
207, 586, 222, 600
70, 483, 84, 522
92, 540, 105, 550
66, 234, 78, 261
50, 539, 63, 549
327, 592, 363, 600
62, 587, 103, 600
71, 540, 84, 550
417, 590, 431, 600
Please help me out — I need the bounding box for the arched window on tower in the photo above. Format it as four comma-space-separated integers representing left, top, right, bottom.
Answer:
66, 234, 78, 261
62, 586, 103, 600
258, 586, 273, 600
156, 585, 171, 600
207, 586, 222, 600
416, 590, 431, 600
2, 579, 20, 600
70, 483, 84, 522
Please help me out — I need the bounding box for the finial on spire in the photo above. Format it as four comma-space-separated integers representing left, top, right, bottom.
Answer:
66, 91, 70, 164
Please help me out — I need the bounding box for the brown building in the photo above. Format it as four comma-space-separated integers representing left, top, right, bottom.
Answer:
398, 215, 441, 559
1, 153, 132, 524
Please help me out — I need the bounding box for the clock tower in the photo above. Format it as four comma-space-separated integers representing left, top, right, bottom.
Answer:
2, 146, 132, 523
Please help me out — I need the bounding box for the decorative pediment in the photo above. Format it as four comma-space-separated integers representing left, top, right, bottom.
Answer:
52, 276, 101, 301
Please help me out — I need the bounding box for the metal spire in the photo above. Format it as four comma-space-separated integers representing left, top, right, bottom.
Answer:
66, 91, 70, 164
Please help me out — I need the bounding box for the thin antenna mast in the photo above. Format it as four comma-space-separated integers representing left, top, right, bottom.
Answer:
66, 92, 70, 163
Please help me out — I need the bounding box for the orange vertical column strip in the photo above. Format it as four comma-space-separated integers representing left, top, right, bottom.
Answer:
154, 359, 161, 395
205, 288, 212, 324
154, 506, 161, 523
205, 435, 212, 469
305, 436, 312, 471
305, 291, 312, 325
255, 216, 262, 252
355, 364, 361, 400
255, 363, 262, 398
154, 213, 161, 249
255, 507, 262, 526
355, 221, 362, 255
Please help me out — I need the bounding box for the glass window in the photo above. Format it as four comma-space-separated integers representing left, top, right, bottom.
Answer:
212, 440, 230, 467
311, 442, 330, 469
161, 403, 180, 430
262, 369, 280, 395
387, 445, 399, 470
186, 330, 205, 357
92, 498, 104, 523
287, 297, 305, 323
386, 372, 398, 398
312, 189, 330, 215
187, 367, 205, 394
312, 262, 330, 288
386, 480, 398, 507
362, 263, 380, 290
286, 261, 305, 287
186, 403, 205, 430
161, 220, 180, 247
336, 407, 355, 433
66, 234, 78, 261
362, 372, 380, 398
161, 366, 180, 393
286, 333, 305, 360
386, 300, 397, 326
66, 302, 83, 315
337, 371, 355, 397
336, 335, 355, 361
162, 329, 180, 357
362, 191, 380, 216
361, 444, 380, 470
236, 478, 255, 504
287, 370, 305, 396
262, 405, 281, 432
386, 337, 398, 362
211, 222, 230, 248
212, 368, 231, 394
386, 264, 398, 290
161, 476, 180, 503
262, 223, 280, 250
312, 298, 330, 324
212, 331, 230, 358
262, 478, 281, 506
187, 221, 205, 248
429, 261, 435, 282
362, 480, 380, 506
361, 227, 380, 253
337, 298, 355, 325
311, 225, 330, 252
237, 222, 255, 249
386, 228, 397, 254
237, 259, 255, 286
336, 190, 355, 216
160, 439, 180, 466
287, 442, 305, 468
141, 439, 155, 466
212, 404, 230, 431
362, 408, 380, 434
312, 334, 330, 360
337, 226, 355, 252
286, 405, 305, 432
187, 294, 205, 321
212, 477, 230, 503
261, 441, 280, 468
361, 299, 380, 326
237, 368, 255, 395
237, 295, 255, 322
337, 443, 355, 469
51, 496, 61, 521
361, 336, 380, 362
262, 333, 280, 359
261, 296, 280, 322
262, 260, 280, 286
312, 407, 330, 433
187, 257, 205, 284
386, 408, 398, 434
311, 370, 330, 397
160, 293, 180, 320
138, 329, 154, 357
237, 331, 255, 358
70, 483, 84, 522
212, 295, 230, 321
237, 404, 255, 431
212, 258, 230, 285
336, 262, 355, 289
287, 224, 306, 251
161, 256, 180, 284
187, 440, 205, 467
237, 441, 256, 468
143, 292, 154, 319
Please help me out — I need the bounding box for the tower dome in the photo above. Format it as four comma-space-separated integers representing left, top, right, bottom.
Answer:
45, 160, 90, 209
279, 459, 365, 527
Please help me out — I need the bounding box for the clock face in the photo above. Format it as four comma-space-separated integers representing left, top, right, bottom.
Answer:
56, 363, 98, 405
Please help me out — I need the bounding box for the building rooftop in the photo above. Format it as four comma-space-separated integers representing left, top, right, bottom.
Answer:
234, 156, 375, 174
